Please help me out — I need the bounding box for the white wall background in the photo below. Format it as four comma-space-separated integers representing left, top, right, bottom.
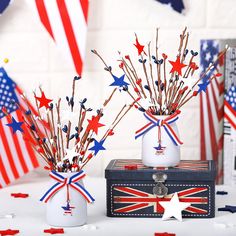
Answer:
1, 0, 236, 176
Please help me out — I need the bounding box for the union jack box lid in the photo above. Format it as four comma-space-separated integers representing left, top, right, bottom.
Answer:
105, 159, 216, 181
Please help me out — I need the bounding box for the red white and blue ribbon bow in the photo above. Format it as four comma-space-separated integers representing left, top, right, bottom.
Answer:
135, 111, 183, 146
40, 170, 95, 203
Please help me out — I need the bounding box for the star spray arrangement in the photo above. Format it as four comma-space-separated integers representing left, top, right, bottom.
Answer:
92, 27, 227, 116
92, 27, 227, 153
2, 76, 136, 173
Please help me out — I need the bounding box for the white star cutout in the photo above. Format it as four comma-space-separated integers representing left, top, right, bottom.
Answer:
159, 192, 191, 221
63, 145, 79, 164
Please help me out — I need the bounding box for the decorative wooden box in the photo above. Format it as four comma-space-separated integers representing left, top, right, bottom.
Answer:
105, 159, 216, 218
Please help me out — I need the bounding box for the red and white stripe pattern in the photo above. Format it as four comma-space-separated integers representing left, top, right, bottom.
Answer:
224, 85, 236, 129
34, 0, 89, 75
113, 186, 208, 214
200, 40, 224, 184
113, 159, 209, 171
0, 68, 41, 188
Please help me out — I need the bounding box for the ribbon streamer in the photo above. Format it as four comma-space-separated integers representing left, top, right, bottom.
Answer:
40, 170, 95, 203
135, 111, 183, 146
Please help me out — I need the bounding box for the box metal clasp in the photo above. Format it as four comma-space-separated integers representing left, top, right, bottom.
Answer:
152, 173, 168, 198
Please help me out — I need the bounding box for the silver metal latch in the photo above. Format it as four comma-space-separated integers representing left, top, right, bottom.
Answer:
152, 173, 168, 198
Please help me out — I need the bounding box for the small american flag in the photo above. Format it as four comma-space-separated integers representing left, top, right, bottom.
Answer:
224, 84, 236, 129
200, 40, 224, 184
33, 0, 89, 75
0, 68, 40, 188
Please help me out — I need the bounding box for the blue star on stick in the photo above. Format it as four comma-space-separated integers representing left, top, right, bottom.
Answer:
89, 139, 106, 156
110, 74, 129, 88
197, 80, 210, 93
6, 117, 24, 134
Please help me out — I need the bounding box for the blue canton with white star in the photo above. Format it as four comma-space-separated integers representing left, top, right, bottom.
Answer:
225, 84, 236, 111
200, 40, 219, 83
0, 67, 19, 119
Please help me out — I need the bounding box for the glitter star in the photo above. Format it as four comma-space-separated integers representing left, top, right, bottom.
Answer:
169, 56, 187, 76
87, 116, 105, 134
110, 74, 129, 88
6, 117, 24, 134
35, 92, 53, 109
89, 139, 106, 156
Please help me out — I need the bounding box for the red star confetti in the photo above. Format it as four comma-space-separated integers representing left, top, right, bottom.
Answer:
155, 233, 175, 236
124, 164, 137, 170
0, 229, 20, 235
87, 116, 105, 134
11, 193, 29, 198
134, 34, 146, 56
35, 92, 53, 109
169, 56, 187, 76
44, 228, 64, 234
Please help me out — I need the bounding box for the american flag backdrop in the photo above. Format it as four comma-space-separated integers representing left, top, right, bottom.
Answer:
200, 40, 224, 184
34, 0, 89, 75
0, 68, 41, 188
224, 84, 236, 129
223, 47, 236, 186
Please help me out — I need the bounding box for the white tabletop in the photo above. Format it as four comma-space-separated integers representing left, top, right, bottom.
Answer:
0, 172, 236, 236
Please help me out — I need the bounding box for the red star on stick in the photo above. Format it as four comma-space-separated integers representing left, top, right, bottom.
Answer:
0, 229, 20, 235
87, 116, 105, 134
35, 92, 53, 109
44, 228, 64, 234
169, 56, 187, 76
134, 35, 146, 56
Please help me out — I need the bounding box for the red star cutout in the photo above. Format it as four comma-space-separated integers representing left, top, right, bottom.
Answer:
87, 116, 105, 134
0, 229, 20, 235
35, 92, 53, 109
11, 193, 29, 198
133, 36, 146, 56
155, 233, 175, 236
169, 56, 187, 76
44, 228, 64, 234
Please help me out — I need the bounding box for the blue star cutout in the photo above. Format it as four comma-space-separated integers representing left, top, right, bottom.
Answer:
218, 205, 236, 213
89, 139, 106, 156
6, 117, 24, 134
110, 74, 129, 88
197, 80, 210, 93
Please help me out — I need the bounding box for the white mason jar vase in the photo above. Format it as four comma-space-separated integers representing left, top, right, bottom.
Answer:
141, 115, 181, 167
45, 172, 88, 227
